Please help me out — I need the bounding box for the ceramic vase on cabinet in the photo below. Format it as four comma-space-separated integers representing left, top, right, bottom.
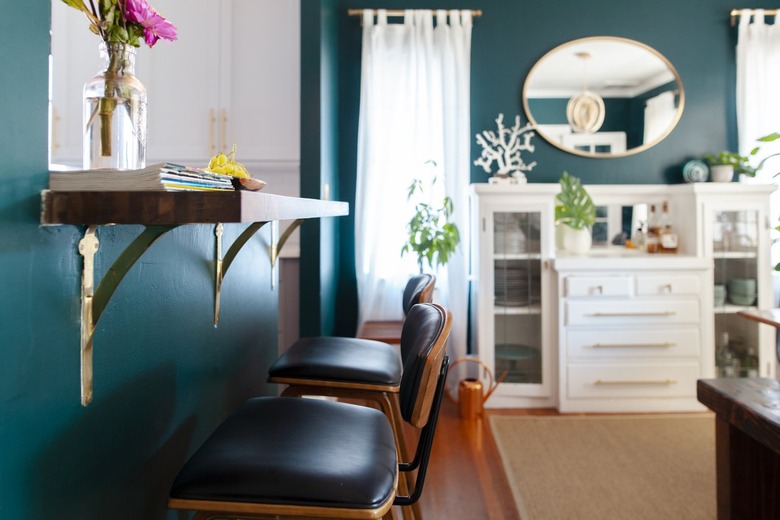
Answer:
83, 42, 147, 170
710, 165, 734, 183
562, 226, 592, 254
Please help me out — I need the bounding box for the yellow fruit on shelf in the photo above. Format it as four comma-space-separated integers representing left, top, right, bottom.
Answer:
205, 143, 251, 179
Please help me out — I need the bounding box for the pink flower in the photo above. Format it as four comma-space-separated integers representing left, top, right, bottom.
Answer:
124, 0, 177, 47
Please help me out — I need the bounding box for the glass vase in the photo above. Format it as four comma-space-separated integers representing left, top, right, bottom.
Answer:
83, 42, 147, 170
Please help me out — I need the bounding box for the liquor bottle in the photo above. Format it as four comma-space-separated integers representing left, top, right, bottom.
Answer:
659, 201, 678, 253
646, 204, 659, 253
633, 224, 646, 251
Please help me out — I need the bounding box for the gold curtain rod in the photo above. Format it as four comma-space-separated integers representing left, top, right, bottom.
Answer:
348, 8, 482, 18
730, 8, 778, 27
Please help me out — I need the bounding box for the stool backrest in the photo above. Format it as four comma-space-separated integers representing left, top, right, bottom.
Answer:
402, 274, 436, 316
398, 303, 451, 428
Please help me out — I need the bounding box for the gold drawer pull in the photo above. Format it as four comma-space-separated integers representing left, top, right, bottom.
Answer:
594, 379, 677, 386
587, 311, 676, 317
590, 342, 675, 348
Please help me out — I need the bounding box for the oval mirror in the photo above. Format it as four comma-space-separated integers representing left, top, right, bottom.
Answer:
522, 36, 684, 158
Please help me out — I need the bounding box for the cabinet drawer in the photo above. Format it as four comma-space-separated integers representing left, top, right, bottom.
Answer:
565, 276, 632, 297
566, 328, 701, 359
565, 299, 699, 326
635, 275, 701, 296
567, 363, 699, 399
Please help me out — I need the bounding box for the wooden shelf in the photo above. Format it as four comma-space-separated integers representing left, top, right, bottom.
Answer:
41, 189, 348, 225
40, 189, 349, 406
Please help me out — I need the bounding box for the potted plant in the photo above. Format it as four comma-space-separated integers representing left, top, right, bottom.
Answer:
555, 171, 596, 254
704, 132, 780, 182
401, 175, 461, 273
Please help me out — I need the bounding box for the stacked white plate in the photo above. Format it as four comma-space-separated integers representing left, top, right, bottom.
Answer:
494, 260, 541, 306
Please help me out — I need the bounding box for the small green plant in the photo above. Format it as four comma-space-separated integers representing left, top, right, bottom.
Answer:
401, 176, 461, 273
555, 171, 596, 230
704, 132, 780, 177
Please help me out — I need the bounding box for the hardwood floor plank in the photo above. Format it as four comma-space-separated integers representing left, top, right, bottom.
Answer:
415, 400, 530, 519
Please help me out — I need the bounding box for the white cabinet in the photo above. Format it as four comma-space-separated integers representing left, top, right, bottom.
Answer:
470, 182, 775, 412
50, 0, 300, 170
470, 184, 558, 408
50, 0, 104, 166
693, 184, 776, 379
555, 262, 711, 413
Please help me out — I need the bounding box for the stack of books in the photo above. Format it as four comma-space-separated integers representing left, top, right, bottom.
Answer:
48, 163, 236, 192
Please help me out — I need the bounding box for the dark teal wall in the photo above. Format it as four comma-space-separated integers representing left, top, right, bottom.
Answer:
300, 0, 342, 337
2, 3, 280, 518
301, 0, 777, 336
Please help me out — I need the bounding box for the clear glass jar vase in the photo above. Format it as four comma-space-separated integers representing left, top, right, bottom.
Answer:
83, 42, 147, 170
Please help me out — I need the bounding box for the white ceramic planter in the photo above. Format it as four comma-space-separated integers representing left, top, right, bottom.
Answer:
710, 165, 734, 183
562, 226, 592, 254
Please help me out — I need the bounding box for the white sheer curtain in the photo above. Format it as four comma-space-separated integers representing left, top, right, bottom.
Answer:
736, 9, 780, 286
737, 9, 780, 184
643, 91, 676, 144
355, 9, 472, 361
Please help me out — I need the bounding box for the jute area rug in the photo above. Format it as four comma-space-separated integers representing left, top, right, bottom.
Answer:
489, 414, 716, 520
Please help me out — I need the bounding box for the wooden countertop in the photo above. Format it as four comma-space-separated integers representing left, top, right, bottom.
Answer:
40, 190, 349, 225
697, 377, 780, 453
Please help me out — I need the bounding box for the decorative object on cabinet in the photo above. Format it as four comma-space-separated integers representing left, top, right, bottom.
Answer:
703, 131, 780, 182
61, 0, 177, 170
523, 36, 684, 158
474, 113, 537, 184
401, 172, 461, 272
682, 159, 709, 183
554, 172, 596, 254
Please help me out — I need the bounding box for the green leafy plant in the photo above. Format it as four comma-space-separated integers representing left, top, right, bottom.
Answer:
401, 176, 461, 273
704, 132, 780, 177
555, 171, 596, 230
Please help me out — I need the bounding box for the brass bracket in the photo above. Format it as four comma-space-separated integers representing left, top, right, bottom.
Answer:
77, 220, 300, 404
213, 221, 269, 325
78, 225, 176, 406
271, 219, 303, 268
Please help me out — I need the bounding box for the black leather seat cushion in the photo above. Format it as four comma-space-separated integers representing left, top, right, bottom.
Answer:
268, 336, 402, 386
170, 396, 397, 509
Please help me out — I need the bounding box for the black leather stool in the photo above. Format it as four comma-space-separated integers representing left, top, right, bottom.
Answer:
168, 303, 451, 520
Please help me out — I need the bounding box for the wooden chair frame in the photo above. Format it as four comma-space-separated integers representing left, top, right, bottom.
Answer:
168, 304, 452, 520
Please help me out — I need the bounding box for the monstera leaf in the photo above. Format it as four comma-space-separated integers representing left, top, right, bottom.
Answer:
555, 171, 596, 230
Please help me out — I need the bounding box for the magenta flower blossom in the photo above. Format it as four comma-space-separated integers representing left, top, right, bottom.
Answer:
124, 0, 177, 47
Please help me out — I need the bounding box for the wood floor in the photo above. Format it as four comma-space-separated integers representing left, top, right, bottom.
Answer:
406, 401, 558, 520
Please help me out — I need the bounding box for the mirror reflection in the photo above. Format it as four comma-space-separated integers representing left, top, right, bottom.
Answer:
523, 36, 684, 158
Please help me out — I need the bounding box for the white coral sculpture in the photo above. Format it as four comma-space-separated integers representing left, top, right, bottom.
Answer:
474, 114, 537, 182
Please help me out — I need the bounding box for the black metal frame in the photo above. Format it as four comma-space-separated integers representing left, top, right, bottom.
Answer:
394, 355, 450, 507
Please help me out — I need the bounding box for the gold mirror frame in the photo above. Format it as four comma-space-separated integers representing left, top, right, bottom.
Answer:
522, 36, 685, 158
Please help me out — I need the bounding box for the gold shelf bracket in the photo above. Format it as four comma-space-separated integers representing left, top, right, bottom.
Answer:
78, 224, 177, 406
213, 221, 270, 325
271, 219, 303, 269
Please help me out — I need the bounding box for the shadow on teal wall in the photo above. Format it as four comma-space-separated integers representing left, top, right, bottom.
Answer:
1, 4, 280, 518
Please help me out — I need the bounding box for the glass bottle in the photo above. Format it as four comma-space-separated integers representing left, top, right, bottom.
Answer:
659, 201, 678, 253
83, 42, 147, 170
646, 204, 659, 253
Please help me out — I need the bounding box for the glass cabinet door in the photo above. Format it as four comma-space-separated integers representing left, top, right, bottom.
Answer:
712, 209, 763, 378
492, 211, 544, 387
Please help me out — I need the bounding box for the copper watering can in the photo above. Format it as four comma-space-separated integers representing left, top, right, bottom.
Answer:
445, 357, 506, 420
